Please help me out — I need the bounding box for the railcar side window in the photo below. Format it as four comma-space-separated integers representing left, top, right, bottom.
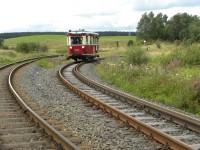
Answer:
86, 36, 88, 44
71, 37, 82, 45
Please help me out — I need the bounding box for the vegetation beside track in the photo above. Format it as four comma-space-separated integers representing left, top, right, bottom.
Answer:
0, 50, 50, 66
37, 58, 69, 69
97, 42, 200, 115
1, 34, 200, 115
0, 35, 66, 66
0, 35, 135, 66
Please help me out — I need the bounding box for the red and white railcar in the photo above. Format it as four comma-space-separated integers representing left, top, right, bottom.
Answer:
66, 30, 99, 61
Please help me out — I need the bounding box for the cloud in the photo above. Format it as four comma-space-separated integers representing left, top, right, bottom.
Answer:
134, 0, 200, 11
0, 0, 199, 32
76, 12, 117, 18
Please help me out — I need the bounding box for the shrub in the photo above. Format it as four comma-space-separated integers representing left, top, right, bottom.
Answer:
127, 40, 134, 47
155, 40, 161, 49
126, 47, 148, 65
16, 42, 48, 53
40, 45, 48, 52
183, 38, 193, 46
174, 40, 181, 46
2, 45, 9, 49
16, 43, 29, 53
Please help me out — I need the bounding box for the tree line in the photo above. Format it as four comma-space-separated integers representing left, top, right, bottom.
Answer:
0, 31, 136, 39
137, 12, 200, 42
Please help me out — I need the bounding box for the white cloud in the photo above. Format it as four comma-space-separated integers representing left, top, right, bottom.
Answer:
0, 0, 199, 32
134, 0, 199, 10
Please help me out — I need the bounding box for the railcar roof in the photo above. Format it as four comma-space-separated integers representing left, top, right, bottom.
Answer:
66, 31, 99, 36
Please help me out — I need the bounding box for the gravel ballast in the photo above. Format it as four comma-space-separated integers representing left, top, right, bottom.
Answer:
17, 58, 163, 149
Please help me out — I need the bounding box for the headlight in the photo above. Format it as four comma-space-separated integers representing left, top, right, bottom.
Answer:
82, 46, 85, 49
70, 46, 72, 49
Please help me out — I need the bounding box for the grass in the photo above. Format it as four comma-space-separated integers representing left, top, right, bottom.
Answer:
5, 35, 67, 53
96, 43, 200, 115
100, 36, 136, 42
99, 36, 136, 49
5, 35, 136, 53
2, 35, 136, 64
0, 49, 50, 66
37, 57, 69, 69
37, 59, 54, 68
0, 35, 67, 66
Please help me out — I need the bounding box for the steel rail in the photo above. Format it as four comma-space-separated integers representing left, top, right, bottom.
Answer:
6, 56, 79, 150
76, 63, 200, 134
58, 63, 195, 150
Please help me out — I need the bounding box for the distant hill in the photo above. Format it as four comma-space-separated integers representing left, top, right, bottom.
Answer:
0, 31, 136, 39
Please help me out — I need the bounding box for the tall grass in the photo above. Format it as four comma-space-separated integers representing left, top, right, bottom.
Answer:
97, 62, 200, 114
161, 44, 200, 66
97, 43, 200, 115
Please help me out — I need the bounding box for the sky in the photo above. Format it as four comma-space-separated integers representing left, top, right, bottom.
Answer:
0, 0, 200, 33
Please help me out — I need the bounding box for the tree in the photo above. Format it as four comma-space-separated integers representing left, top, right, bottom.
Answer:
137, 12, 168, 40
137, 12, 151, 40
188, 16, 200, 42
166, 13, 196, 41
137, 12, 200, 42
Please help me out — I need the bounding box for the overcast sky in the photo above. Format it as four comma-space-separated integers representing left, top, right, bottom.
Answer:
0, 0, 200, 33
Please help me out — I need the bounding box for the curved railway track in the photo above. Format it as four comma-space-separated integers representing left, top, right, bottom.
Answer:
0, 56, 79, 150
58, 62, 200, 150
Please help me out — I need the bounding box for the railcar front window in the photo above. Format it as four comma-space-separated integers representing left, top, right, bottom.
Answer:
71, 37, 82, 45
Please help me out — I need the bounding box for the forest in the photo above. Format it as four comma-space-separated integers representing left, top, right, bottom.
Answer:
137, 12, 200, 42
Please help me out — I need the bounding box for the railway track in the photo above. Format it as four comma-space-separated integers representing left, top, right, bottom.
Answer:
0, 56, 79, 150
58, 62, 200, 150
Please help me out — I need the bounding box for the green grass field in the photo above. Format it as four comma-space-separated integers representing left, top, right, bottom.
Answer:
5, 35, 135, 49
1, 35, 134, 66
5, 35, 67, 51
100, 36, 135, 42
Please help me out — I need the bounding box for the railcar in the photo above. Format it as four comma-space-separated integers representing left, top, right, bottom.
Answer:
66, 30, 99, 61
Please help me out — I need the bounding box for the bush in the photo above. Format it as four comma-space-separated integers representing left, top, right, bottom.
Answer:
16, 42, 48, 53
126, 47, 148, 65
155, 40, 161, 49
2, 45, 9, 49
16, 43, 29, 53
183, 38, 193, 46
174, 40, 181, 46
127, 40, 134, 47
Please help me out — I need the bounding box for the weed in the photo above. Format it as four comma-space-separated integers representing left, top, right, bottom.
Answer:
37, 59, 53, 68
